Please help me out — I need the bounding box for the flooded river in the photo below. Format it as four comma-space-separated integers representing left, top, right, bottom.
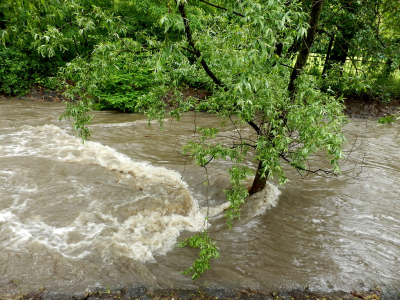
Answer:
0, 99, 399, 295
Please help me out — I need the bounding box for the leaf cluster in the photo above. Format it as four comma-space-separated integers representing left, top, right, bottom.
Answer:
377, 114, 398, 124
179, 230, 220, 280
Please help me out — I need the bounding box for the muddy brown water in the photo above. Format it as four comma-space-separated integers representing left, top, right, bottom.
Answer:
0, 99, 399, 295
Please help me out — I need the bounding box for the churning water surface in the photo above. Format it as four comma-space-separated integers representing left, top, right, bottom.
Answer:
0, 99, 399, 295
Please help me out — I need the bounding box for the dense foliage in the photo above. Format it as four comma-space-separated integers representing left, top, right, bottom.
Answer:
0, 45, 62, 95
1, 0, 399, 279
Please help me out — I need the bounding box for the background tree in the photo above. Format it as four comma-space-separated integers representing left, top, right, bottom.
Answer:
313, 0, 400, 100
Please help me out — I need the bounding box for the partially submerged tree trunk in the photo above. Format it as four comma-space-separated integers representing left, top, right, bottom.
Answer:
248, 0, 325, 195
249, 161, 268, 195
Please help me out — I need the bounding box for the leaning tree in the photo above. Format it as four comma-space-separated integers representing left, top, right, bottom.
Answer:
156, 0, 346, 277
8, 0, 347, 278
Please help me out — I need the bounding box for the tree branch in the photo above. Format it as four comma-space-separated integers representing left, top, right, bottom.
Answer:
177, 2, 263, 135
178, 2, 226, 89
279, 153, 332, 176
115, 47, 159, 58
279, 62, 294, 69
197, 0, 245, 17
181, 46, 197, 55
318, 1, 355, 28
247, 120, 260, 135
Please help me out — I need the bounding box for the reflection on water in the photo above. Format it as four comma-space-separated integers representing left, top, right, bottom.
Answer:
0, 99, 399, 294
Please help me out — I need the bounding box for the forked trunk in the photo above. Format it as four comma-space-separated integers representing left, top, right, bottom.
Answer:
249, 161, 268, 195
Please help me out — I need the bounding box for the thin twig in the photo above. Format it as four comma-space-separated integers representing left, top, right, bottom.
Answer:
197, 0, 245, 17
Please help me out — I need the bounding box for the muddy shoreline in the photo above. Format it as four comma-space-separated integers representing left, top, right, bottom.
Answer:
3, 285, 399, 300
2, 87, 400, 119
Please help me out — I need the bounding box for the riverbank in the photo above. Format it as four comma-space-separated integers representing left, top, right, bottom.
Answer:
2, 87, 400, 119
3, 285, 390, 300
343, 95, 400, 118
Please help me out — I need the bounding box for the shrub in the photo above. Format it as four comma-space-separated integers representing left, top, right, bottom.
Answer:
0, 46, 31, 95
0, 46, 65, 95
93, 64, 155, 112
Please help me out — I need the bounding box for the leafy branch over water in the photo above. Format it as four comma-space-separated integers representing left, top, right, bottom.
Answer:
179, 230, 220, 280
377, 114, 399, 124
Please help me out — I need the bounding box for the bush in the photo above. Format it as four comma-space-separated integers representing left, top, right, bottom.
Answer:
0, 46, 65, 96
93, 64, 155, 112
317, 63, 400, 103
0, 47, 32, 95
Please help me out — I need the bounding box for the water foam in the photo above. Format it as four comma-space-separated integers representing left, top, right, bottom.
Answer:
90, 119, 165, 128
246, 182, 281, 217
0, 125, 281, 265
1, 124, 185, 183
0, 125, 206, 263
199, 182, 281, 221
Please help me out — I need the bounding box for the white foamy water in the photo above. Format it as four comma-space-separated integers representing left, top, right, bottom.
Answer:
245, 182, 281, 217
0, 124, 280, 261
0, 124, 208, 264
0, 113, 282, 294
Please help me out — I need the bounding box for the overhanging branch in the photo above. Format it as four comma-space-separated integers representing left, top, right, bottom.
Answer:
280, 153, 332, 176
177, 1, 263, 135
178, 2, 226, 88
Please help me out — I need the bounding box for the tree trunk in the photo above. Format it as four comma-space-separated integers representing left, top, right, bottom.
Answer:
323, 30, 353, 74
322, 35, 334, 75
329, 36, 350, 65
322, 1, 358, 74
250, 0, 324, 195
0, 12, 6, 29
287, 38, 301, 58
287, 0, 324, 98
249, 161, 268, 195
275, 42, 283, 57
